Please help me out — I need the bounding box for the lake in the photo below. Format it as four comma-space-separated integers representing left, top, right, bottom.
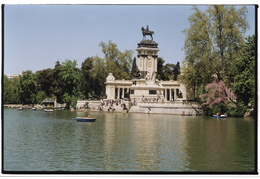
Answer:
3, 108, 256, 173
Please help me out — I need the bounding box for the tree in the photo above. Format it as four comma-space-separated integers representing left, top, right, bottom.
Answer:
53, 61, 65, 103
162, 63, 176, 80
99, 41, 133, 80
131, 57, 141, 79
52, 59, 81, 108
36, 68, 54, 97
59, 59, 81, 108
207, 5, 248, 84
181, 5, 249, 98
199, 78, 237, 107
17, 70, 37, 104
173, 61, 180, 80
91, 56, 107, 98
156, 57, 165, 80
3, 75, 20, 104
81, 57, 94, 99
233, 35, 255, 107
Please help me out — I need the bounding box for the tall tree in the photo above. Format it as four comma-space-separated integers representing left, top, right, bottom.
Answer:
53, 61, 65, 103
233, 35, 255, 107
162, 63, 176, 80
180, 5, 249, 99
3, 75, 20, 104
36, 68, 54, 97
173, 61, 180, 80
91, 56, 107, 98
17, 70, 37, 104
59, 59, 81, 108
52, 59, 81, 108
81, 57, 94, 99
131, 57, 141, 79
99, 41, 133, 80
156, 57, 165, 80
208, 5, 248, 84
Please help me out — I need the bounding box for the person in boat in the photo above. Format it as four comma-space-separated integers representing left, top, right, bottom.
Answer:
216, 112, 220, 116
182, 111, 185, 115
88, 114, 91, 118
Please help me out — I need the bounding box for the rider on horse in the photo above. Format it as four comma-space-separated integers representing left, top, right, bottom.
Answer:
142, 25, 154, 41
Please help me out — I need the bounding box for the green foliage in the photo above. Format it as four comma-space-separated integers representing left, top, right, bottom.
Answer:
3, 75, 20, 104
80, 57, 94, 99
36, 68, 54, 97
54, 59, 81, 106
17, 70, 37, 104
204, 102, 246, 117
233, 35, 255, 107
156, 57, 181, 81
156, 57, 165, 80
63, 93, 78, 109
181, 5, 249, 99
90, 56, 107, 98
206, 103, 227, 116
173, 62, 180, 80
99, 41, 133, 80
35, 91, 47, 104
226, 106, 247, 117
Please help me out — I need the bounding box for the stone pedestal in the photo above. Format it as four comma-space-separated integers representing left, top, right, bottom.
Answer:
130, 78, 164, 102
136, 40, 159, 79
130, 39, 162, 102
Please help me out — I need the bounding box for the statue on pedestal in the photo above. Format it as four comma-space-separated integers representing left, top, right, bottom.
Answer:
141, 25, 154, 41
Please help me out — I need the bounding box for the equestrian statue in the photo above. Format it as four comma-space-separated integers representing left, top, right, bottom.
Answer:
141, 25, 154, 41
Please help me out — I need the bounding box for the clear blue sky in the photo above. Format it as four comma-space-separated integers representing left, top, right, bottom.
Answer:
4, 4, 256, 75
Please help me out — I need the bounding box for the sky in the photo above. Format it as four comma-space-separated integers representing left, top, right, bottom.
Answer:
3, 4, 256, 75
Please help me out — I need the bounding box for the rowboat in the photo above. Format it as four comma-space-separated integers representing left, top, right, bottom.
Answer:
73, 117, 96, 122
213, 114, 227, 118
181, 113, 192, 116
44, 109, 54, 112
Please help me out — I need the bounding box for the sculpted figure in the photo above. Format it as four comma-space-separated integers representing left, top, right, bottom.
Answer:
141, 25, 154, 41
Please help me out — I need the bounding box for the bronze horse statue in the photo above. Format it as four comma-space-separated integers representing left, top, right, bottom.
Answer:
141, 25, 154, 41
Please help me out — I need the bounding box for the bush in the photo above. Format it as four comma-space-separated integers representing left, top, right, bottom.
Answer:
226, 105, 247, 117
205, 103, 227, 116
203, 102, 247, 117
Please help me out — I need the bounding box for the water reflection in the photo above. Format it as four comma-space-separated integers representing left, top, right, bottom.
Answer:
184, 117, 255, 172
3, 108, 255, 172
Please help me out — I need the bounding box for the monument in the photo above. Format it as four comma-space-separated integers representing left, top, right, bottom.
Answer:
105, 25, 187, 103
77, 26, 203, 115
130, 25, 164, 102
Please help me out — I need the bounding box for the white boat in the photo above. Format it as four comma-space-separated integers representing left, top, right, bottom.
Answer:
44, 109, 54, 112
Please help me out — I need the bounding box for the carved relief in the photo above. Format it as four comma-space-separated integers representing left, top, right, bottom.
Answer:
139, 58, 142, 68
147, 57, 152, 68
106, 73, 115, 82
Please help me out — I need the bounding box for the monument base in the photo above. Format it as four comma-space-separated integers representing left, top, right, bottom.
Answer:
130, 78, 165, 103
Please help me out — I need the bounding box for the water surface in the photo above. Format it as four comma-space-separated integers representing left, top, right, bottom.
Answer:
3, 108, 256, 173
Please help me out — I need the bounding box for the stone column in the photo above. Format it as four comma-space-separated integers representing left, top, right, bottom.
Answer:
174, 88, 177, 101
117, 88, 120, 99
122, 88, 125, 99
170, 89, 172, 101
165, 88, 168, 101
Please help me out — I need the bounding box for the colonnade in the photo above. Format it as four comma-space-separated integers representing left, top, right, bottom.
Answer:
164, 88, 179, 101
114, 86, 180, 101
115, 87, 131, 99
